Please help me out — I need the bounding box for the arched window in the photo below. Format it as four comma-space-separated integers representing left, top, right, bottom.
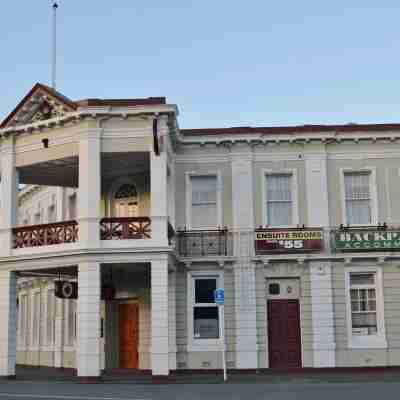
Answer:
114, 184, 138, 217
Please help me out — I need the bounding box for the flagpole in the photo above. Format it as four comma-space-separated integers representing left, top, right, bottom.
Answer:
52, 2, 58, 89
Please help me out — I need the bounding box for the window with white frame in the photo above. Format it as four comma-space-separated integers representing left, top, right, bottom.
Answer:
47, 205, 56, 224
66, 300, 76, 346
19, 294, 28, 345
190, 175, 218, 229
31, 292, 41, 346
46, 289, 55, 345
344, 171, 372, 225
265, 173, 293, 226
191, 275, 220, 339
350, 273, 379, 336
68, 194, 77, 220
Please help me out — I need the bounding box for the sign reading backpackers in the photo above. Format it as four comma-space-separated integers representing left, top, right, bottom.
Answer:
335, 229, 400, 251
255, 229, 324, 254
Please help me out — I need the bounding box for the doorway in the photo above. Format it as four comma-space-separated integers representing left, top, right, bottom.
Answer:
118, 302, 139, 369
267, 279, 302, 368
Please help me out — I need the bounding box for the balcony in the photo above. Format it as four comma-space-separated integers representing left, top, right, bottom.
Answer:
12, 217, 175, 250
13, 221, 78, 249
176, 228, 232, 257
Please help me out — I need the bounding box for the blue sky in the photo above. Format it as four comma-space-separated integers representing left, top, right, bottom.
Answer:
1, 1, 400, 128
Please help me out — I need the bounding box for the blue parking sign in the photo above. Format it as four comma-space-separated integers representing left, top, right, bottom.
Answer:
214, 288, 224, 305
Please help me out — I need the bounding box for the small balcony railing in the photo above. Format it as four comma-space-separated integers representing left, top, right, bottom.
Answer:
13, 220, 78, 249
176, 228, 231, 257
100, 217, 151, 240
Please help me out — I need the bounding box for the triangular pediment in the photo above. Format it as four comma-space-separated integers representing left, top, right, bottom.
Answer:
0, 83, 77, 129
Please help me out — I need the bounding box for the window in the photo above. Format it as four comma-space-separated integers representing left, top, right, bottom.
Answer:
350, 273, 377, 336
346, 268, 387, 349
67, 300, 76, 346
192, 276, 220, 340
190, 175, 218, 229
46, 289, 55, 345
114, 184, 138, 217
31, 292, 41, 346
47, 205, 56, 223
344, 172, 372, 225
68, 194, 77, 220
19, 294, 28, 345
265, 173, 293, 226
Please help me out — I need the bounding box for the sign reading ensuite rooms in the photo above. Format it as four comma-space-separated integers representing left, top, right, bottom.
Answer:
335, 229, 400, 251
255, 229, 323, 254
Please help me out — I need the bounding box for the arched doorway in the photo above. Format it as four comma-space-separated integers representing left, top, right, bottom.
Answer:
113, 183, 138, 217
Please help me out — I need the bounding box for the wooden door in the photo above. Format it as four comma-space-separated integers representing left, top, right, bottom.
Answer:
267, 299, 302, 368
119, 303, 139, 369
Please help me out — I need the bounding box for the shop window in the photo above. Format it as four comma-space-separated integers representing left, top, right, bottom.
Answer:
344, 172, 372, 225
265, 173, 293, 226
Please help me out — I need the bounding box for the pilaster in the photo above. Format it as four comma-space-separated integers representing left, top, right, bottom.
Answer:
168, 270, 177, 371
77, 262, 101, 378
310, 262, 336, 367
151, 257, 169, 376
78, 130, 101, 248
231, 153, 258, 369
0, 271, 17, 377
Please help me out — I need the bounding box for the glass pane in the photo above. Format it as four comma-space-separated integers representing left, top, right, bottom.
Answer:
351, 301, 359, 312
191, 176, 217, 204
266, 174, 292, 201
350, 289, 358, 301
346, 199, 371, 225
352, 312, 377, 328
191, 203, 217, 229
344, 172, 370, 200
195, 279, 216, 303
368, 289, 376, 299
267, 202, 292, 226
368, 300, 376, 311
194, 307, 219, 339
350, 273, 375, 285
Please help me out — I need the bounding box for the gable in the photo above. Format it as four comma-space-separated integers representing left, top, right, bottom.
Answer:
0, 83, 77, 129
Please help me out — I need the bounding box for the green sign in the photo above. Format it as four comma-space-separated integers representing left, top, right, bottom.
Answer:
335, 230, 400, 251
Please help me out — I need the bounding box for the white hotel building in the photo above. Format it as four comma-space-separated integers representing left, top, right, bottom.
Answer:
0, 83, 400, 379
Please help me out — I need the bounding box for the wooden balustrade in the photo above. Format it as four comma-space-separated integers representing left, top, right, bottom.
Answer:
100, 217, 151, 240
13, 220, 78, 249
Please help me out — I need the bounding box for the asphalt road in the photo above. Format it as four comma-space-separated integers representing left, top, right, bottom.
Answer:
0, 381, 398, 400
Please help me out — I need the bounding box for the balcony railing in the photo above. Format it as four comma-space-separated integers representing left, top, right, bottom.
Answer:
100, 217, 151, 240
176, 228, 231, 257
13, 220, 78, 249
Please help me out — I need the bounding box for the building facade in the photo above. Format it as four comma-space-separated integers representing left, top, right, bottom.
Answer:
0, 83, 400, 378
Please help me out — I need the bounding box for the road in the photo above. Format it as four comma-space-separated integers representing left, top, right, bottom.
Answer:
0, 381, 398, 400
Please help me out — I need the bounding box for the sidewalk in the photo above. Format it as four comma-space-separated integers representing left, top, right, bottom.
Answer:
9, 366, 400, 384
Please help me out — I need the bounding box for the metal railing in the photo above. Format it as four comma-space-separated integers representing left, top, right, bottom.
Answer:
176, 228, 232, 257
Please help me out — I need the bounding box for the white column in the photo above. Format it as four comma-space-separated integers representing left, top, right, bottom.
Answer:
78, 131, 101, 248
0, 271, 17, 377
77, 262, 101, 378
231, 155, 258, 369
151, 257, 169, 376
150, 150, 168, 246
168, 270, 177, 371
54, 298, 64, 368
310, 262, 336, 367
56, 188, 64, 222
0, 138, 19, 257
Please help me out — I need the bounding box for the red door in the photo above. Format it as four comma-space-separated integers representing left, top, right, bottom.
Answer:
119, 303, 139, 369
267, 299, 302, 368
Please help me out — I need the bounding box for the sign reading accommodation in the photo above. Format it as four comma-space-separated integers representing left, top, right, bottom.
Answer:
335, 229, 400, 251
255, 229, 323, 254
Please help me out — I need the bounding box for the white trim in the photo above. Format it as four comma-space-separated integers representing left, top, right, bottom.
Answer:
344, 266, 387, 349
187, 270, 224, 352
43, 285, 55, 350
261, 168, 299, 227
339, 167, 378, 226
17, 291, 28, 351
185, 171, 223, 230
